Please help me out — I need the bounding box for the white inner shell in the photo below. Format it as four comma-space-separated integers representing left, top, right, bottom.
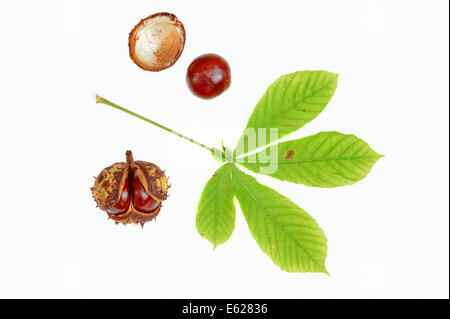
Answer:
134, 16, 181, 68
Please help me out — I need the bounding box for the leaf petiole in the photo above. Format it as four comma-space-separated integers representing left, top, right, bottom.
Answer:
95, 95, 214, 153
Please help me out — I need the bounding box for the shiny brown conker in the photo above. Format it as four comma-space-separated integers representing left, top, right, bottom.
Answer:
186, 53, 231, 99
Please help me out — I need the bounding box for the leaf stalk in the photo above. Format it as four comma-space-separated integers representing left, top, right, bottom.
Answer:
95, 95, 214, 153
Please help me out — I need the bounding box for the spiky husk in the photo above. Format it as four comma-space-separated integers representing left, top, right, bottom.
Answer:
92, 151, 169, 226
107, 202, 162, 227
92, 162, 129, 211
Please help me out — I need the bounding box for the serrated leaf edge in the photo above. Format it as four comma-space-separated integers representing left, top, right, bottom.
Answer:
231, 164, 329, 274
196, 164, 236, 249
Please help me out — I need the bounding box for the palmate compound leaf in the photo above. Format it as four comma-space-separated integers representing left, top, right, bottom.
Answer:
231, 164, 328, 273
239, 131, 384, 188
196, 164, 236, 248
234, 71, 338, 157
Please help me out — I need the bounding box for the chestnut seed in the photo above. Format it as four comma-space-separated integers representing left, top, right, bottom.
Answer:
107, 179, 130, 215
186, 53, 231, 99
129, 12, 185, 72
132, 173, 161, 213
92, 151, 169, 226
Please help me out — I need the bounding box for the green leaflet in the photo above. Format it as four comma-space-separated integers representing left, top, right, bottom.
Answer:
239, 131, 383, 188
196, 164, 236, 248
231, 165, 328, 273
234, 71, 338, 156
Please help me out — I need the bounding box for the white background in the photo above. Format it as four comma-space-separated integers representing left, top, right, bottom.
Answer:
0, 0, 448, 298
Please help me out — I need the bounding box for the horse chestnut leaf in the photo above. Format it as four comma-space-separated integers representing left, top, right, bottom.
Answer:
92, 151, 169, 226
186, 53, 231, 99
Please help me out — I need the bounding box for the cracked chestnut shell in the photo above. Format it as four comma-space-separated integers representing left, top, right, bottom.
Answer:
92, 151, 169, 226
129, 12, 185, 72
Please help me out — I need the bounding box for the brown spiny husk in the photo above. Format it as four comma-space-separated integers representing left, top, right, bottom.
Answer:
107, 202, 162, 226
92, 151, 169, 226
132, 161, 168, 201
92, 162, 129, 211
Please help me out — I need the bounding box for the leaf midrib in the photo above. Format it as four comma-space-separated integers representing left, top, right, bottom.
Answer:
243, 155, 381, 165
253, 75, 336, 130
211, 165, 229, 246
231, 165, 324, 270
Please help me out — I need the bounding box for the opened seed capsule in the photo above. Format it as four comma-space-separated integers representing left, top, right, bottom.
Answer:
92, 151, 169, 226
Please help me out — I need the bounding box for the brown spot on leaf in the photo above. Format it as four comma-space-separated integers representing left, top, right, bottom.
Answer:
212, 172, 218, 177
285, 150, 295, 160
